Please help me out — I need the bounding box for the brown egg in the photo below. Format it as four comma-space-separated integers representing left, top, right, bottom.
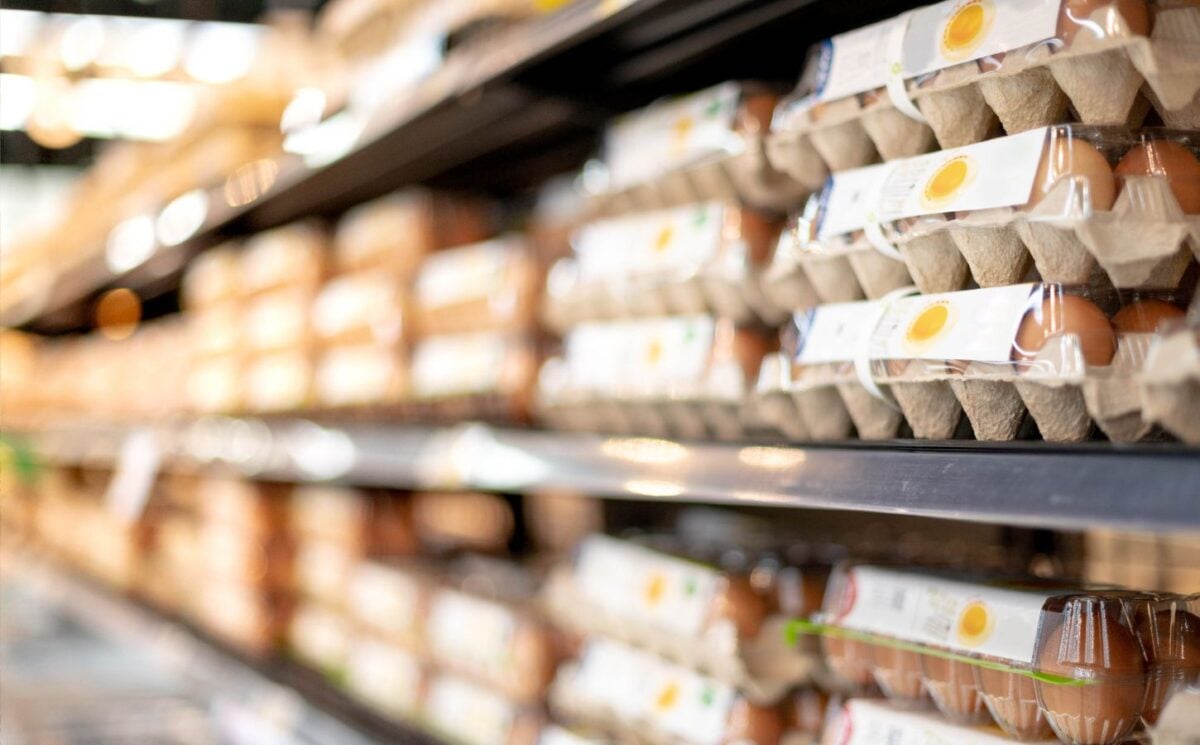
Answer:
509, 623, 558, 703
775, 566, 829, 620
724, 698, 784, 745
978, 52, 1006, 73
871, 644, 928, 701
786, 689, 829, 734
1014, 294, 1117, 367
1135, 608, 1200, 724
977, 667, 1054, 740
1028, 136, 1117, 211
737, 92, 779, 136
710, 575, 771, 639
1057, 0, 1152, 46
1114, 140, 1200, 214
921, 655, 989, 723
821, 635, 875, 688
1035, 602, 1146, 745
1111, 299, 1186, 334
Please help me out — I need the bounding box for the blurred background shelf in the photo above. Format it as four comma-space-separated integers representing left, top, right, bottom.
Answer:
0, 550, 440, 745
16, 419, 1200, 532
7, 0, 926, 334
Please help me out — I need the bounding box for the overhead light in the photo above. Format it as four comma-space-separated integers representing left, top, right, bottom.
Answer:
106, 215, 157, 273
185, 22, 259, 84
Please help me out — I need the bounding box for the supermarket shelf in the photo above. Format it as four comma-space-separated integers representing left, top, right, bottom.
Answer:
1, 550, 439, 745
19, 418, 1200, 533
10, 0, 924, 333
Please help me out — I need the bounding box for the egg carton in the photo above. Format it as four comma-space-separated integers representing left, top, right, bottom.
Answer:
1138, 322, 1200, 443
816, 565, 1200, 745
882, 127, 1200, 294
763, 230, 916, 315
768, 1, 1200, 177
543, 569, 819, 705
586, 138, 814, 221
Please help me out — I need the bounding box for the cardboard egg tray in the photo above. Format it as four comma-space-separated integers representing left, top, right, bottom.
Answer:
815, 565, 1200, 745
768, 2, 1200, 177
543, 569, 819, 704
763, 235, 915, 314
892, 176, 1200, 294
1138, 323, 1200, 443
585, 140, 813, 221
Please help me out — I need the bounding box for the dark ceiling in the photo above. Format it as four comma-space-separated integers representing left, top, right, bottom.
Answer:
1, 0, 326, 23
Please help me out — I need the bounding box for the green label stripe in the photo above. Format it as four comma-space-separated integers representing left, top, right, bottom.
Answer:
784, 618, 1093, 687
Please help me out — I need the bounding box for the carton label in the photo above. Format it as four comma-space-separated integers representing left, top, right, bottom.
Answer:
632, 316, 717, 393
411, 334, 507, 397
425, 676, 515, 745
606, 82, 741, 188
575, 535, 719, 637
346, 640, 422, 714
312, 273, 398, 338
427, 591, 516, 678
903, 0, 1059, 76
575, 203, 724, 282
539, 726, 606, 745
348, 563, 421, 637
795, 301, 884, 365
833, 566, 1057, 665
572, 638, 735, 745
878, 127, 1046, 219
838, 699, 1059, 744
416, 240, 516, 309
817, 164, 893, 240
247, 289, 309, 350
290, 605, 348, 669
814, 17, 904, 102
873, 284, 1037, 363
316, 345, 396, 406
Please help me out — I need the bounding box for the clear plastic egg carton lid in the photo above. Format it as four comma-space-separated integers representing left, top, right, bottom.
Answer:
798, 563, 1200, 744
870, 125, 1200, 294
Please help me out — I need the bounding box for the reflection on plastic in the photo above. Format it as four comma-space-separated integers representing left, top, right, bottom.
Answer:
224, 158, 279, 207
105, 215, 157, 273
737, 446, 807, 471
156, 188, 208, 246
601, 437, 689, 465
622, 479, 685, 498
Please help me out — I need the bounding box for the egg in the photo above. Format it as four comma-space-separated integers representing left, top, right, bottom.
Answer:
709, 575, 771, 639
775, 566, 828, 619
1035, 602, 1146, 745
1028, 136, 1117, 211
1114, 140, 1200, 214
1111, 298, 1186, 334
921, 655, 989, 723
1057, 0, 1151, 46
737, 92, 779, 137
509, 622, 559, 703
724, 698, 784, 745
1135, 607, 1200, 724
786, 689, 829, 734
870, 644, 928, 701
821, 635, 875, 688
1014, 294, 1117, 367
977, 666, 1053, 740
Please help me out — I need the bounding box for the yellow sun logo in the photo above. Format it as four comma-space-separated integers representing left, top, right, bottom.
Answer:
940, 0, 994, 61
654, 225, 675, 253
645, 338, 664, 366
956, 600, 995, 646
672, 116, 694, 151
903, 300, 955, 354
920, 155, 977, 210
654, 681, 680, 712
644, 572, 666, 606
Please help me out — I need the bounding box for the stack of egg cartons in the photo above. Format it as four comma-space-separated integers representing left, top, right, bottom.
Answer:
756, 0, 1200, 444
287, 485, 415, 681
537, 82, 821, 442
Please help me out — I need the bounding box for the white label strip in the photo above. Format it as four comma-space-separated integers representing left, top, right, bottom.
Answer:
575, 534, 720, 637
834, 566, 1059, 665
903, 0, 1060, 77
817, 163, 894, 240
814, 17, 905, 102
427, 591, 517, 677
873, 284, 1037, 363
878, 127, 1047, 219
795, 301, 885, 366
